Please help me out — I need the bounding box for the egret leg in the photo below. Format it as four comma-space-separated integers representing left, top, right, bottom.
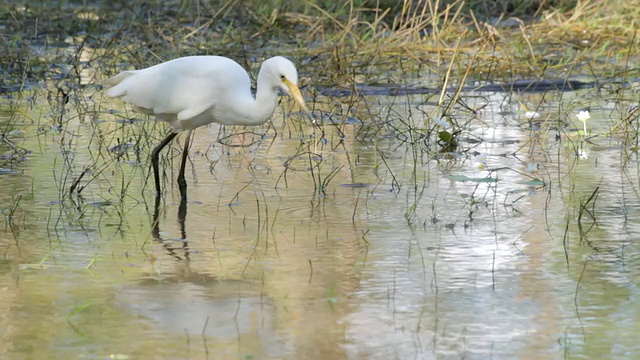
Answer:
177, 129, 193, 199
151, 132, 178, 196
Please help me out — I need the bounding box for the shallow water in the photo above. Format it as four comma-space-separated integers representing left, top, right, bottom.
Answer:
2, 51, 640, 360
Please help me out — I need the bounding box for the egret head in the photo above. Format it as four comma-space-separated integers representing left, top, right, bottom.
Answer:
263, 56, 310, 115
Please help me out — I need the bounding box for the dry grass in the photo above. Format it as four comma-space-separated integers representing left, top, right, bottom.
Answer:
1, 0, 637, 89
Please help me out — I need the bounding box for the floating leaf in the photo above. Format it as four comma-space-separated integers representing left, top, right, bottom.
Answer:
448, 175, 468, 181
438, 130, 454, 143
339, 182, 370, 188
449, 175, 498, 183
88, 201, 113, 208
519, 179, 545, 186
0, 168, 19, 175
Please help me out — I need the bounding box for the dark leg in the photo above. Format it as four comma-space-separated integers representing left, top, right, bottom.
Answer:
151, 132, 178, 196
178, 196, 187, 240
151, 192, 162, 240
177, 129, 192, 199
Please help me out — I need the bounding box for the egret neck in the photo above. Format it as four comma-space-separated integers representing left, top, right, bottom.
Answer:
226, 66, 280, 126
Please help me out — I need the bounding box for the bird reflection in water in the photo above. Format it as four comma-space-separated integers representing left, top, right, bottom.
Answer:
151, 195, 190, 261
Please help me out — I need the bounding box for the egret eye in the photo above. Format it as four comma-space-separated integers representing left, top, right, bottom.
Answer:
280, 75, 286, 81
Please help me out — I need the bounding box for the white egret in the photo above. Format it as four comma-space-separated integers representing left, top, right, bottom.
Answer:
104, 55, 310, 198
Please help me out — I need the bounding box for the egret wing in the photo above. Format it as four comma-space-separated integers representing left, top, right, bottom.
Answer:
106, 56, 251, 121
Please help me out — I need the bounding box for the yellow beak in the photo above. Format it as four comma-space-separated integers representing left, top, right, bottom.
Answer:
284, 79, 316, 124
283, 80, 307, 110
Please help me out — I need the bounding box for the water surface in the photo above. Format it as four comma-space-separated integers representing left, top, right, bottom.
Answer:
1, 42, 639, 360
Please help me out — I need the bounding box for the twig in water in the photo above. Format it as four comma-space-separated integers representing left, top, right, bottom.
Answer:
69, 166, 90, 197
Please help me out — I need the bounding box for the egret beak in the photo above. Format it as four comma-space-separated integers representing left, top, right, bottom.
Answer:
284, 80, 316, 125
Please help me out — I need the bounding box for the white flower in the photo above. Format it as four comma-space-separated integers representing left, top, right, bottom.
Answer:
524, 111, 540, 119
525, 163, 538, 174
576, 110, 590, 135
475, 153, 488, 170
579, 148, 589, 159
433, 117, 449, 128
576, 110, 591, 122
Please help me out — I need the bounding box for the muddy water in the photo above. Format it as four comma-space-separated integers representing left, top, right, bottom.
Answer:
1, 74, 639, 360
